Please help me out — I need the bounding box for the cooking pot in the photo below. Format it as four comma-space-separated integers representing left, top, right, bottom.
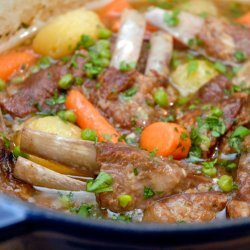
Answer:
0, 194, 249, 249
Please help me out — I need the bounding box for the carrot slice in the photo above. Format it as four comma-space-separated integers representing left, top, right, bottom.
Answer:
65, 89, 119, 143
99, 0, 131, 23
236, 12, 250, 26
140, 122, 191, 160
0, 50, 36, 81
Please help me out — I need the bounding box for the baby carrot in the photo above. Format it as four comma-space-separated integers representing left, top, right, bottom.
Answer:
140, 122, 191, 160
65, 89, 119, 143
0, 50, 36, 81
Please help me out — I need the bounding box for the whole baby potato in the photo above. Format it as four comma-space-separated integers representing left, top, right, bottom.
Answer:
32, 8, 104, 58
27, 116, 81, 139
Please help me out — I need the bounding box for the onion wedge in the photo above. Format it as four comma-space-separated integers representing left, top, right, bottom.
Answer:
110, 9, 146, 69
145, 31, 173, 77
145, 8, 204, 45
20, 128, 98, 174
14, 157, 86, 191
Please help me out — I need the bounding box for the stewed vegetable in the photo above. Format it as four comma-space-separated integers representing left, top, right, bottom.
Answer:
0, 0, 249, 224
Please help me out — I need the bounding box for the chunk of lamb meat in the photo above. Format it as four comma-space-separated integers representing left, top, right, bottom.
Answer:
198, 17, 250, 64
145, 8, 250, 64
227, 136, 250, 218
0, 139, 33, 199
177, 75, 246, 157
96, 143, 211, 213
89, 68, 167, 128
0, 52, 86, 118
143, 192, 227, 223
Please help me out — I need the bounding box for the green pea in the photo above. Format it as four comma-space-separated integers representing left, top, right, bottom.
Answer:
0, 79, 6, 91
217, 175, 234, 192
99, 49, 112, 59
57, 110, 66, 120
64, 110, 77, 123
202, 166, 217, 177
58, 74, 74, 89
98, 28, 112, 39
211, 107, 223, 117
96, 40, 110, 50
153, 89, 169, 108
118, 194, 133, 208
234, 50, 247, 62
81, 129, 98, 142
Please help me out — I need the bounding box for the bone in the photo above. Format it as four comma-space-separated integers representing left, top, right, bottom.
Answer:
145, 31, 173, 77
20, 128, 98, 175
110, 9, 146, 69
14, 157, 86, 191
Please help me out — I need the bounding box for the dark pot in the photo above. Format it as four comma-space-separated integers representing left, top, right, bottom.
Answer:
0, 194, 249, 249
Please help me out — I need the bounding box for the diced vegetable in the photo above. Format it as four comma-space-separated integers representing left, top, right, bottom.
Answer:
171, 60, 218, 96
178, 0, 218, 16
65, 90, 119, 142
58, 74, 74, 90
32, 8, 104, 58
217, 175, 234, 193
26, 116, 81, 139
81, 129, 98, 142
118, 194, 133, 208
236, 11, 250, 26
0, 51, 36, 81
98, 0, 131, 23
153, 88, 169, 108
140, 122, 191, 160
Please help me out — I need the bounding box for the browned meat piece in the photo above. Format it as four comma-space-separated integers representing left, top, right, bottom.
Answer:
143, 192, 227, 223
236, 137, 250, 202
227, 136, 250, 218
197, 75, 231, 103
178, 75, 246, 156
199, 17, 250, 63
96, 143, 212, 213
90, 68, 167, 129
0, 53, 86, 117
0, 139, 33, 199
227, 200, 250, 218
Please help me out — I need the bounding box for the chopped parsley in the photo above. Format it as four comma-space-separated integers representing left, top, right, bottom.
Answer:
45, 92, 66, 106
86, 172, 113, 193
234, 50, 247, 62
144, 187, 155, 199
120, 87, 137, 101
133, 168, 139, 176
187, 60, 199, 76
163, 10, 180, 27
119, 61, 136, 72
229, 126, 250, 153
70, 204, 94, 217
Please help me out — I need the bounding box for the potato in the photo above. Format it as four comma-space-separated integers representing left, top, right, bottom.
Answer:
27, 116, 81, 139
32, 8, 104, 58
171, 60, 218, 96
178, 0, 218, 16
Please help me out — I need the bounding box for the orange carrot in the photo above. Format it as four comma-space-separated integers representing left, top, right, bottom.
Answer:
0, 50, 36, 81
236, 12, 250, 26
140, 122, 191, 160
99, 0, 131, 24
65, 89, 119, 143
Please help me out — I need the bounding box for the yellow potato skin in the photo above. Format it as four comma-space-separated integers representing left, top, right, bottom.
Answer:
26, 116, 81, 139
32, 8, 103, 58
